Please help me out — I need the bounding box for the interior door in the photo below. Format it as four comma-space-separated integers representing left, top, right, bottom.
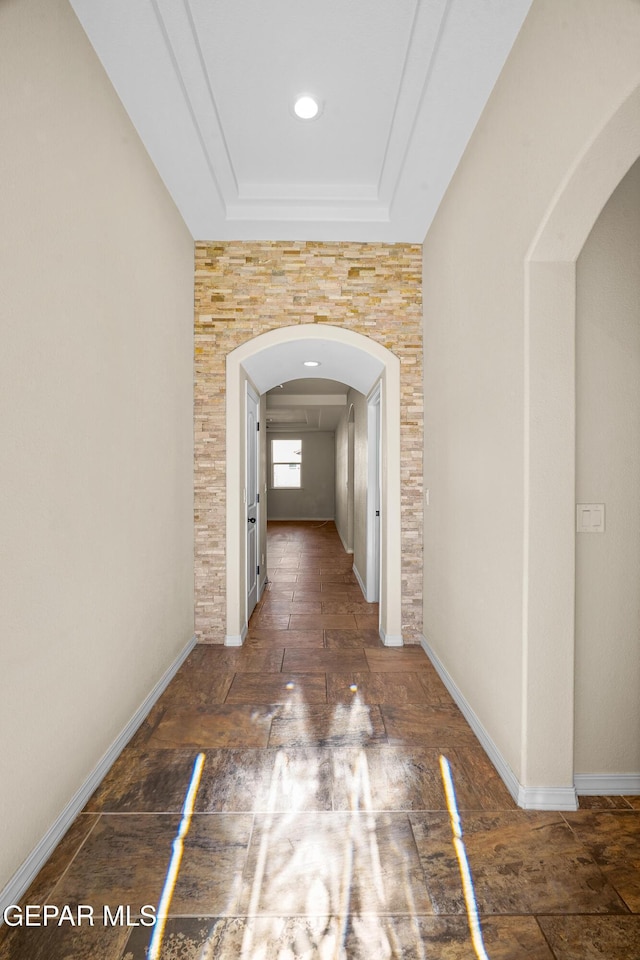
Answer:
365, 384, 382, 604
246, 383, 259, 619
371, 390, 381, 602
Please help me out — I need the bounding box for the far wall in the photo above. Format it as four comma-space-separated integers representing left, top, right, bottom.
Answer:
267, 431, 335, 519
194, 240, 423, 642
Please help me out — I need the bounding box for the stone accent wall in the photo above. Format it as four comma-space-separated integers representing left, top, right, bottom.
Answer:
194, 241, 423, 642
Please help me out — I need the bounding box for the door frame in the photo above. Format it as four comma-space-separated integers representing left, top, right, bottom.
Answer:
224, 324, 403, 646
365, 383, 381, 604
346, 402, 355, 553
245, 381, 260, 623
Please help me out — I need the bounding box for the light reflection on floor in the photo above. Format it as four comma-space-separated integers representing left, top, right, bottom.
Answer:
145, 700, 490, 958
440, 753, 490, 960
239, 691, 428, 960
147, 751, 206, 960
4, 521, 635, 960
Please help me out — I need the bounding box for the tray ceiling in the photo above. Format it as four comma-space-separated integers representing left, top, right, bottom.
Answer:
69, 0, 532, 242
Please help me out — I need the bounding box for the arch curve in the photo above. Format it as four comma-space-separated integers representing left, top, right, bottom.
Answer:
231, 322, 392, 395
530, 82, 640, 265
522, 79, 640, 805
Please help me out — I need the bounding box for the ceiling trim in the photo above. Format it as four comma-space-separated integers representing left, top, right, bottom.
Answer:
376, 0, 450, 208
225, 198, 390, 224
268, 394, 348, 408
152, 0, 235, 207
69, 0, 534, 241
115, 0, 452, 225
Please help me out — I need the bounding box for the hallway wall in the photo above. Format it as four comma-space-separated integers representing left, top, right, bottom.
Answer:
334, 414, 351, 551
0, 0, 194, 895
334, 389, 368, 585
194, 241, 423, 642
422, 0, 640, 789
575, 157, 640, 777
267, 431, 335, 520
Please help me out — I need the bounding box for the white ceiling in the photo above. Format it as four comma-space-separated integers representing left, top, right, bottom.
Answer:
242, 337, 383, 395
69, 0, 532, 242
266, 378, 349, 433
271, 379, 350, 397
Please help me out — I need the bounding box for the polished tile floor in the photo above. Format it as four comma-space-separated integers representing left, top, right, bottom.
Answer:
1, 521, 639, 959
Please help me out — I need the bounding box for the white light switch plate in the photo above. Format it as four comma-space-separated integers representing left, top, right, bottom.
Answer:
576, 503, 605, 533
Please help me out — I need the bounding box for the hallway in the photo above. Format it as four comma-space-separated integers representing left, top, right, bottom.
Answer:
1, 522, 639, 959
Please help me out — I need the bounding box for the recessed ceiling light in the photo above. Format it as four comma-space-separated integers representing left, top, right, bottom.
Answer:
303, 360, 321, 367
294, 95, 320, 120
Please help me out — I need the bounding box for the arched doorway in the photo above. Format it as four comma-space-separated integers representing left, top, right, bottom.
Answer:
225, 324, 403, 646
522, 83, 640, 807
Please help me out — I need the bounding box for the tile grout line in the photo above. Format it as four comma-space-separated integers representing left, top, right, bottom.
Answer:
28, 813, 103, 909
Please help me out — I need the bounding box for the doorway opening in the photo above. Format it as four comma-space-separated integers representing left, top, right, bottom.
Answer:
245, 382, 260, 621
523, 82, 640, 805
226, 324, 402, 647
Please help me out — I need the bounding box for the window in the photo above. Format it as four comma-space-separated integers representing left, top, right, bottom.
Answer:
272, 438, 302, 488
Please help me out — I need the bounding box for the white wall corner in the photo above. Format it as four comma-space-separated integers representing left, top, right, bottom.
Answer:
517, 785, 578, 811
276, 516, 335, 522
574, 774, 640, 796
380, 627, 403, 647
336, 524, 354, 555
420, 635, 579, 811
0, 633, 197, 921
224, 623, 247, 647
352, 562, 367, 599
420, 634, 522, 805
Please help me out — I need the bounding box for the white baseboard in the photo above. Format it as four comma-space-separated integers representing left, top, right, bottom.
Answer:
0, 633, 197, 921
269, 516, 335, 522
225, 622, 247, 647
336, 524, 354, 556
352, 562, 367, 600
419, 635, 578, 812
517, 785, 579, 810
380, 627, 403, 647
575, 774, 640, 795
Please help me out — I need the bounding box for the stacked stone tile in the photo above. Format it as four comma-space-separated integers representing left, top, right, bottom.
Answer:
194, 241, 424, 642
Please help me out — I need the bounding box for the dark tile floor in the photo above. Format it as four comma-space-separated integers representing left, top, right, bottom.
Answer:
1, 520, 639, 959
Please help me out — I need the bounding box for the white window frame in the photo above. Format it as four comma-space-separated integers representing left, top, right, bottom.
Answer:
271, 437, 303, 489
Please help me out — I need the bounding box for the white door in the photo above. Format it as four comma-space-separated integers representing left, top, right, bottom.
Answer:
367, 385, 381, 603
246, 384, 259, 619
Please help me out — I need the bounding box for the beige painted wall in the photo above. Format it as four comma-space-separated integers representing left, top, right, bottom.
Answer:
267, 432, 335, 520
334, 390, 369, 583
334, 413, 351, 550
422, 0, 640, 788
575, 158, 640, 776
0, 0, 194, 892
